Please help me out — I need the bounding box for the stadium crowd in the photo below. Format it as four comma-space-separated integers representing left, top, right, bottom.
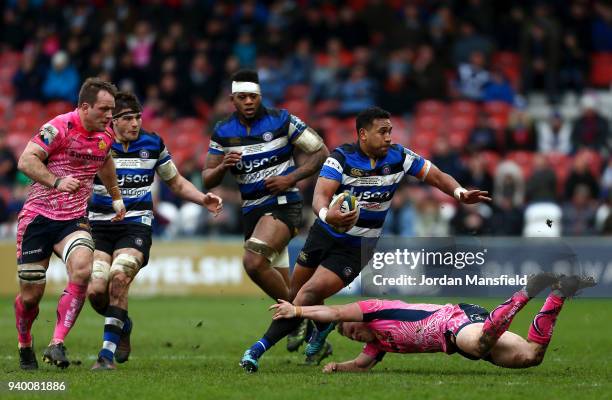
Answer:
1, 0, 612, 238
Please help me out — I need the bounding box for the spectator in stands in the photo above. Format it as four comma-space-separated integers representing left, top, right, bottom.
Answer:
391, 3, 426, 49
571, 94, 610, 154
559, 31, 588, 93
463, 153, 494, 195
12, 50, 45, 102
42, 50, 79, 104
450, 202, 492, 235
504, 106, 536, 152
591, 0, 612, 52
0, 129, 18, 187
127, 20, 155, 69
467, 112, 498, 152
410, 44, 448, 101
337, 65, 376, 116
526, 154, 558, 203
233, 30, 257, 68
455, 50, 490, 101
431, 136, 466, 182
489, 194, 524, 236
283, 38, 314, 85
537, 111, 573, 154
494, 160, 525, 208
564, 152, 600, 200
257, 55, 286, 107
520, 4, 561, 102
482, 68, 516, 105
562, 184, 597, 235
381, 71, 411, 115
413, 192, 449, 237
601, 158, 612, 198
452, 19, 494, 65
189, 52, 218, 105
158, 73, 195, 118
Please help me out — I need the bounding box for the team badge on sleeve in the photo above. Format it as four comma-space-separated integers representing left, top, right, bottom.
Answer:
39, 124, 59, 146
98, 140, 107, 150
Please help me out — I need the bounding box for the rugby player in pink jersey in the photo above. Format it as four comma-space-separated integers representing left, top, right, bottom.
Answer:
14, 78, 126, 370
270, 273, 595, 372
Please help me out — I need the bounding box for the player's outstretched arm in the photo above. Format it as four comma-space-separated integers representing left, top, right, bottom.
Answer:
424, 163, 491, 204
202, 152, 241, 189
270, 299, 363, 323
265, 130, 329, 194
323, 353, 378, 373
98, 155, 126, 221
164, 173, 223, 217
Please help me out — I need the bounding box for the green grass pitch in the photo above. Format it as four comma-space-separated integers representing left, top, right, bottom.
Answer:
1, 295, 610, 399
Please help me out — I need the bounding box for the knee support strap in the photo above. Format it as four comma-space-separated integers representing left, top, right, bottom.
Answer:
92, 259, 111, 282
62, 233, 95, 263
110, 253, 140, 279
17, 264, 46, 285
270, 247, 289, 268
244, 237, 278, 263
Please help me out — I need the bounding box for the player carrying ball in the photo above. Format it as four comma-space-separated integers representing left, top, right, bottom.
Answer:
240, 106, 490, 372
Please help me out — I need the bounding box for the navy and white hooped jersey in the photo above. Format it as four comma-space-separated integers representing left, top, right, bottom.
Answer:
319, 143, 431, 246
88, 129, 172, 226
208, 107, 308, 214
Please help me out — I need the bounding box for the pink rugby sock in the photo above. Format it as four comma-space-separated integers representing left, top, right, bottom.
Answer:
15, 294, 39, 347
482, 290, 529, 340
52, 282, 87, 343
528, 293, 564, 346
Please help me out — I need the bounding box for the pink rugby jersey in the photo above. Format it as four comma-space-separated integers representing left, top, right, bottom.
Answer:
357, 299, 471, 358
20, 110, 114, 220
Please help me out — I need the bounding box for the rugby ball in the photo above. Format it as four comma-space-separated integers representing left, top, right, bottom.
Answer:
328, 192, 360, 233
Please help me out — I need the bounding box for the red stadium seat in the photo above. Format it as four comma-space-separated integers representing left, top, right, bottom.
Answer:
450, 100, 479, 118
13, 101, 44, 119
447, 130, 469, 149
8, 115, 40, 133
145, 117, 173, 136
284, 84, 310, 100
448, 114, 476, 132
0, 97, 10, 119
312, 100, 339, 116
506, 151, 535, 178
172, 118, 205, 135
412, 115, 444, 133
415, 100, 447, 117
480, 151, 501, 176
5, 133, 29, 156
575, 149, 603, 177
45, 101, 74, 118
279, 99, 310, 121
483, 101, 511, 118
589, 53, 612, 87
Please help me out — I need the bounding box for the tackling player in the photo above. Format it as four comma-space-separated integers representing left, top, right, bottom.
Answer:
203, 69, 329, 351
270, 273, 596, 372
15, 78, 125, 370
87, 91, 223, 370
240, 106, 490, 372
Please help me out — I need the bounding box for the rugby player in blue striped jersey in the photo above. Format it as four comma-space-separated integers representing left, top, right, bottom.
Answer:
240, 106, 491, 372
203, 70, 329, 352
87, 92, 223, 370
